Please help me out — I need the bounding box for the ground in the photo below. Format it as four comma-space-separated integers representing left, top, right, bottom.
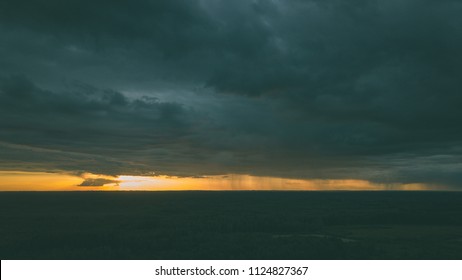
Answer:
1, 191, 462, 259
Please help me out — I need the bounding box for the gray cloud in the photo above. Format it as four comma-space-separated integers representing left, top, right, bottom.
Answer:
78, 178, 120, 187
1, 0, 462, 188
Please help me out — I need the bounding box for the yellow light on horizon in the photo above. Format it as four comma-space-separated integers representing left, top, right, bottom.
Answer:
0, 171, 434, 191
114, 174, 432, 191
0, 171, 83, 191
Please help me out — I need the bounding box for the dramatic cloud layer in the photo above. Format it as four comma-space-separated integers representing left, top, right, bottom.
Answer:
1, 0, 462, 188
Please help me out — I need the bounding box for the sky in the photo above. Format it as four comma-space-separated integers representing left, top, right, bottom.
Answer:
0, 0, 461, 190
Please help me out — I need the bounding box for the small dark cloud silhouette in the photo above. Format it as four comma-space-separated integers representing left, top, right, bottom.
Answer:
78, 178, 120, 187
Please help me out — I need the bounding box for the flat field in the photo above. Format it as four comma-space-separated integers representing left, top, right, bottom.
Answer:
1, 191, 462, 259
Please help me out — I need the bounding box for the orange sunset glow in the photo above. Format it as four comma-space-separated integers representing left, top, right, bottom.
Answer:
0, 171, 431, 191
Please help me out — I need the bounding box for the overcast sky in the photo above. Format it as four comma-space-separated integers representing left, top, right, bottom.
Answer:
1, 0, 462, 189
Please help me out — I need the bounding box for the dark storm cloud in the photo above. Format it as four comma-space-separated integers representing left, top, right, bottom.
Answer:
1, 0, 462, 188
0, 75, 199, 175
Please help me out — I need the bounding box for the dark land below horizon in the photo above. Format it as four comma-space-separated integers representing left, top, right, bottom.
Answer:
1, 191, 462, 259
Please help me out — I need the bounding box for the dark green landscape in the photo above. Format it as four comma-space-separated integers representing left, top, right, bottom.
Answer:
1, 191, 462, 259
